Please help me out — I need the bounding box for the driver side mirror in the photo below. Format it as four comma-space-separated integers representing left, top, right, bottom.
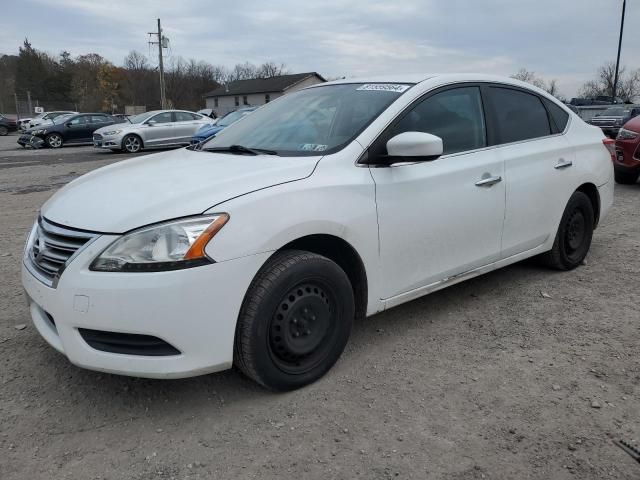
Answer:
376, 132, 443, 165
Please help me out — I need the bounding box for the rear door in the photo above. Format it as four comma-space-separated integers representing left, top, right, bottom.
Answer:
485, 86, 576, 258
173, 112, 201, 143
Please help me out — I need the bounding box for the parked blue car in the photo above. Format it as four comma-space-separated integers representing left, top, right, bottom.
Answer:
190, 107, 257, 144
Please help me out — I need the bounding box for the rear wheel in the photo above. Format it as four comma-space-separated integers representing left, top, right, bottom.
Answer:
122, 134, 142, 153
539, 191, 594, 270
234, 250, 354, 391
45, 133, 63, 148
0, 126, 8, 136
614, 168, 639, 185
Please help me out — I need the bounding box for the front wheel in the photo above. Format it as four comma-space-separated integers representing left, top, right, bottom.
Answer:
45, 133, 63, 148
234, 250, 354, 391
539, 191, 594, 270
122, 134, 142, 153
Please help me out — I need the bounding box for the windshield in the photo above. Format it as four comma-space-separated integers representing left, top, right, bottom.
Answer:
128, 111, 157, 124
217, 109, 254, 127
202, 83, 411, 156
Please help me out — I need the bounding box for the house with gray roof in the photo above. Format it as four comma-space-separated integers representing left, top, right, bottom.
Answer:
204, 72, 326, 115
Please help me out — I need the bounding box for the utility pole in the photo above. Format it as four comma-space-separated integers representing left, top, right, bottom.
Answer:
612, 0, 626, 102
14, 93, 20, 120
149, 19, 168, 109
27, 90, 32, 115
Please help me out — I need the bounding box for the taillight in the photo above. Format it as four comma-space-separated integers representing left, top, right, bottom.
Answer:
602, 138, 616, 162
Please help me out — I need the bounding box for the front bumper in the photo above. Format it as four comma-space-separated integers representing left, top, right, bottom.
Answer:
17, 134, 44, 148
93, 133, 124, 149
22, 233, 271, 378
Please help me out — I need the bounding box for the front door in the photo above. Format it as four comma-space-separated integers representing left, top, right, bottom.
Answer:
143, 111, 174, 146
368, 85, 506, 301
65, 115, 93, 142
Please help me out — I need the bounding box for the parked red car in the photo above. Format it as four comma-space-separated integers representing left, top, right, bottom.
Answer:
614, 115, 640, 184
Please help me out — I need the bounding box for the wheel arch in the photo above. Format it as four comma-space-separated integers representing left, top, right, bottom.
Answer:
121, 133, 144, 150
576, 182, 600, 228
275, 234, 369, 321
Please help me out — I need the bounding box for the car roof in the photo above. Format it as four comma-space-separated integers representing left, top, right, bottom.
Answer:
314, 73, 555, 92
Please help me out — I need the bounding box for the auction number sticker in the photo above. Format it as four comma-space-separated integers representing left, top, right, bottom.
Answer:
356, 84, 410, 93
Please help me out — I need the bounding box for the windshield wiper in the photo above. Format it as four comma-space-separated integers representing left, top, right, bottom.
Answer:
203, 144, 278, 155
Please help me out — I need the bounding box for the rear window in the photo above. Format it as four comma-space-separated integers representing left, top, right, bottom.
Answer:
490, 87, 551, 144
543, 99, 570, 133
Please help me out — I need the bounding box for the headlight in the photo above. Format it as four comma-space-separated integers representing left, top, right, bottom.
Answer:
90, 214, 229, 272
617, 128, 639, 140
102, 130, 122, 136
32, 129, 46, 135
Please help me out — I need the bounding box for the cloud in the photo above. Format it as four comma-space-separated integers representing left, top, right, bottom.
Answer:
2, 0, 638, 97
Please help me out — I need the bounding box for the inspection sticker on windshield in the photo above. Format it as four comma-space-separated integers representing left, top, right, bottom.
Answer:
300, 144, 328, 152
356, 84, 410, 93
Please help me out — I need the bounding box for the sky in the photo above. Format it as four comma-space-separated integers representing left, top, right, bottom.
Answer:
1, 0, 638, 98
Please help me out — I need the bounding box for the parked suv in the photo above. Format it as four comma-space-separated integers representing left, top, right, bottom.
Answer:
589, 106, 636, 137
614, 115, 640, 184
93, 110, 214, 153
22, 74, 613, 391
18, 113, 121, 148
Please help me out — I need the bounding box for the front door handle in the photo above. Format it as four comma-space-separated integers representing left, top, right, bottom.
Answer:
475, 175, 503, 187
554, 159, 573, 169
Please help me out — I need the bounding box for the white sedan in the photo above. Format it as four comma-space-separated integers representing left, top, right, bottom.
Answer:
22, 74, 614, 390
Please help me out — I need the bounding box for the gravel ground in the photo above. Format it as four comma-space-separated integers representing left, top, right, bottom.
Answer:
0, 133, 639, 479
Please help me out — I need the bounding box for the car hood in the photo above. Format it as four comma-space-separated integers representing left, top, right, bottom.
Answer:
94, 122, 144, 133
41, 147, 319, 233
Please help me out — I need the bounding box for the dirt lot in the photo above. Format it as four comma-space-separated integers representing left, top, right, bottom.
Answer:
0, 132, 638, 479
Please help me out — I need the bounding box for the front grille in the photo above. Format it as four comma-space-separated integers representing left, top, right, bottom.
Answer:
93, 133, 103, 140
27, 217, 97, 287
78, 329, 181, 356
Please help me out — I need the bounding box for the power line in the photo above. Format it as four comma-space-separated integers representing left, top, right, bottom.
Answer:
612, 0, 626, 101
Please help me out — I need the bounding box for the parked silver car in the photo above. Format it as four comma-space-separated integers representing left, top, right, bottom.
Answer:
92, 110, 215, 153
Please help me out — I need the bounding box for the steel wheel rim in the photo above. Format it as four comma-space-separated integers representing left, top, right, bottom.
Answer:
125, 137, 140, 152
564, 208, 586, 255
268, 281, 336, 375
48, 135, 62, 147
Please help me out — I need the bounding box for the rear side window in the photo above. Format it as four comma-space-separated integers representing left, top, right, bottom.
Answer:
388, 86, 487, 155
489, 87, 551, 144
543, 99, 570, 133
175, 112, 196, 121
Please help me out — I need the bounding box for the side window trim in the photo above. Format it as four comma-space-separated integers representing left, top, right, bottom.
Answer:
362, 82, 490, 163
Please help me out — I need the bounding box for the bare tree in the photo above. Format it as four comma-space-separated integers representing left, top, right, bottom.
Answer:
579, 62, 640, 102
511, 68, 564, 100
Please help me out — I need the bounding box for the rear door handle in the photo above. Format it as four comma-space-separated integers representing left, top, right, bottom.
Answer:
475, 175, 502, 187
554, 159, 573, 169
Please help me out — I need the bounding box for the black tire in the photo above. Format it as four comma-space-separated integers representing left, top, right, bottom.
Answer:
45, 133, 63, 149
234, 250, 354, 391
122, 134, 143, 153
614, 168, 639, 185
539, 191, 594, 270
0, 126, 8, 136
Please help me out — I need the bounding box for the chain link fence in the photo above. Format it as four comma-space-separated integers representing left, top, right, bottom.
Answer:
6, 93, 79, 120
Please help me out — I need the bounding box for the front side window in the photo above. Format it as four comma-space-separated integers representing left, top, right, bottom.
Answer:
68, 115, 89, 125
388, 86, 487, 155
203, 83, 411, 156
490, 87, 551, 144
150, 112, 173, 124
